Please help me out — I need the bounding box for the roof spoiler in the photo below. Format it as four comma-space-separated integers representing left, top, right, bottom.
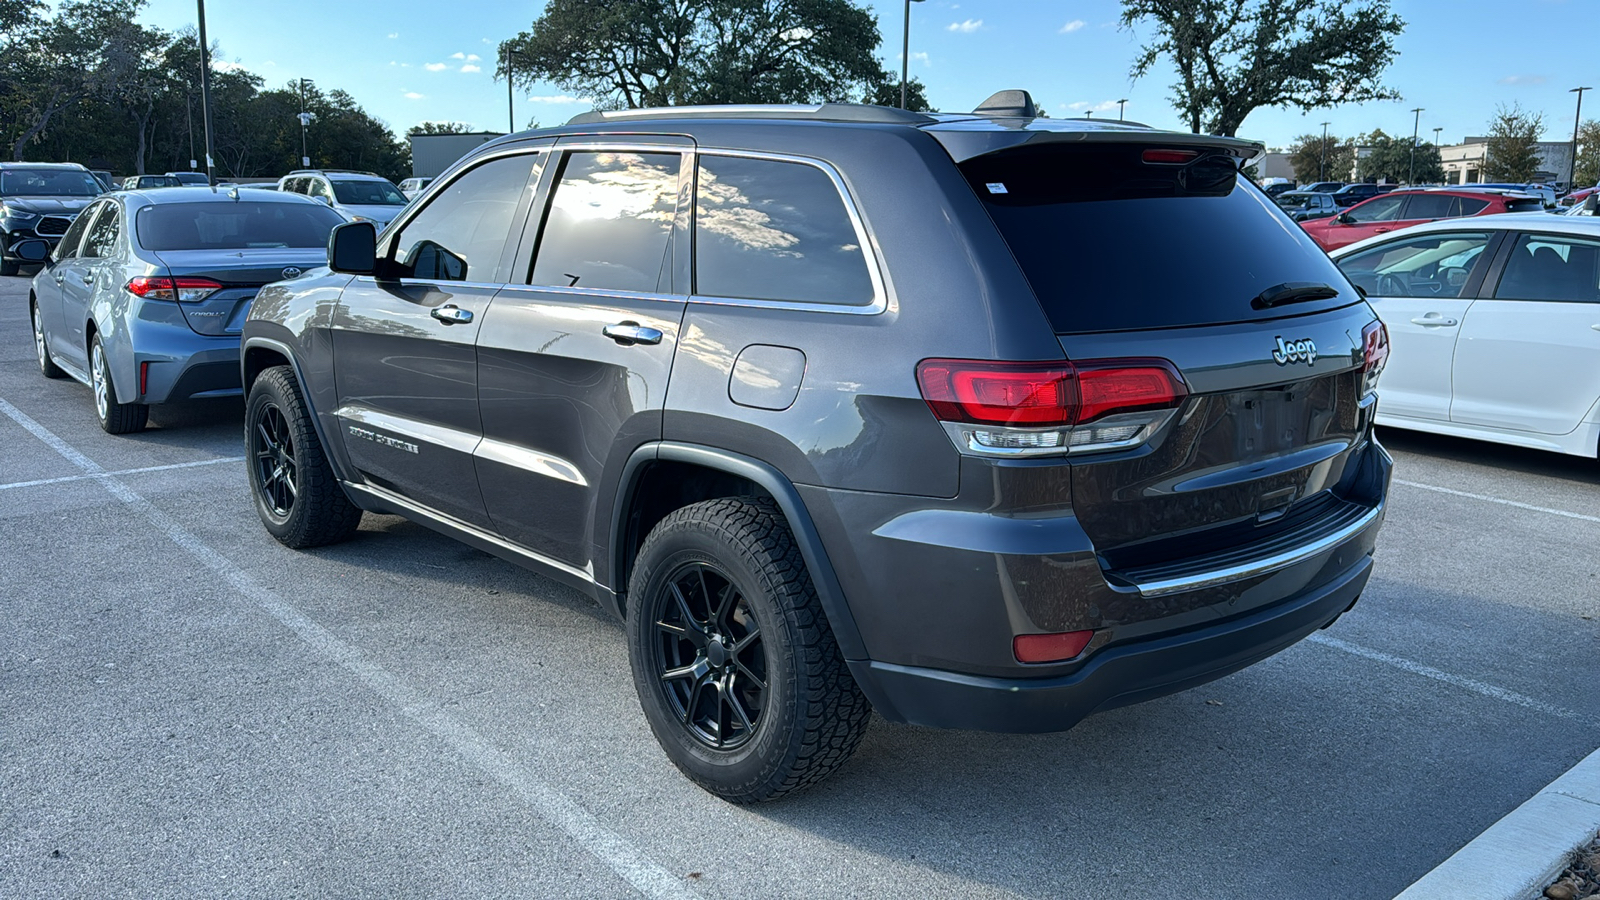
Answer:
972, 90, 1037, 118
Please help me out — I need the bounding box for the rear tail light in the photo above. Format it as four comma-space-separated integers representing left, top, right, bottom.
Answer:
916, 358, 1187, 457
1014, 630, 1095, 663
125, 276, 222, 303
1361, 320, 1389, 396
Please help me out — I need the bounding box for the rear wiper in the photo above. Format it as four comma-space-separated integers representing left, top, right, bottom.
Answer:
1253, 281, 1341, 310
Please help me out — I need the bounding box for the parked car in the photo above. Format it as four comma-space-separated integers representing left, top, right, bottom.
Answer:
165, 171, 210, 187
1559, 186, 1598, 208
398, 176, 433, 199
1468, 182, 1558, 207
276, 169, 408, 227
1303, 181, 1345, 193
27, 187, 344, 433
90, 170, 116, 191
240, 94, 1391, 802
1563, 194, 1598, 216
1330, 183, 1392, 208
1274, 190, 1339, 221
0, 161, 103, 276
1299, 188, 1545, 252
122, 174, 182, 190
1331, 216, 1600, 456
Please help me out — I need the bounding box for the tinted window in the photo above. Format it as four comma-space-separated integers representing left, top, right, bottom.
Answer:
960, 144, 1355, 333
694, 155, 874, 305
1458, 197, 1491, 215
391, 152, 541, 282
80, 203, 121, 258
331, 179, 407, 206
54, 203, 103, 259
136, 201, 344, 251
1337, 232, 1491, 299
0, 168, 102, 197
1494, 234, 1600, 303
1345, 195, 1407, 223
1404, 194, 1457, 220
306, 179, 332, 201
531, 151, 679, 293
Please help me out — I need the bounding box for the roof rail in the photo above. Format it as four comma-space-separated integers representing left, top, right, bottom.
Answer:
287, 168, 380, 177
565, 103, 935, 127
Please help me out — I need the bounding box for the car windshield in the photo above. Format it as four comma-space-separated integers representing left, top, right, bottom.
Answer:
1, 169, 103, 197
136, 200, 344, 250
331, 179, 407, 206
169, 173, 208, 185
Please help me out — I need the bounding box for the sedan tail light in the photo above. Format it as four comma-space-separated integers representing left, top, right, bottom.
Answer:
916, 358, 1188, 457
125, 276, 223, 303
1361, 320, 1389, 396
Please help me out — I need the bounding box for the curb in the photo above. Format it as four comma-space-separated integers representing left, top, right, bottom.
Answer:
1396, 746, 1600, 900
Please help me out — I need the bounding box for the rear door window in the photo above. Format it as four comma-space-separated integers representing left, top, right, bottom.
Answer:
1403, 194, 1457, 220
79, 203, 121, 258
1457, 197, 1491, 215
1493, 233, 1600, 302
530, 151, 680, 294
693, 154, 875, 306
54, 202, 103, 259
960, 144, 1356, 333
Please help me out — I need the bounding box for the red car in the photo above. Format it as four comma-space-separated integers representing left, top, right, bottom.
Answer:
1298, 188, 1545, 251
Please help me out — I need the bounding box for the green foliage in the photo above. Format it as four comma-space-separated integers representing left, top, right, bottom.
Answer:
1287, 132, 1354, 184
501, 0, 884, 110
408, 121, 477, 136
1120, 0, 1405, 136
1482, 102, 1544, 183
1573, 119, 1600, 188
1352, 130, 1438, 183
861, 71, 932, 111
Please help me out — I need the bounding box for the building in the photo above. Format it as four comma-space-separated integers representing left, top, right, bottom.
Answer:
408, 132, 505, 179
1439, 138, 1574, 187
1256, 151, 1295, 182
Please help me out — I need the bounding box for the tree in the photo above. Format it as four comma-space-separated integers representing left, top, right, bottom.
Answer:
500, 0, 884, 110
1120, 0, 1405, 136
1573, 119, 1600, 188
861, 69, 932, 111
1287, 132, 1353, 183
408, 121, 476, 136
1482, 103, 1543, 183
4, 0, 150, 159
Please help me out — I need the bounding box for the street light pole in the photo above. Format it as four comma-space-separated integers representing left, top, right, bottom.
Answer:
900, 0, 924, 109
1409, 107, 1424, 184
1570, 87, 1592, 190
1117, 98, 1128, 121
1320, 121, 1330, 182
195, 0, 217, 186
298, 78, 310, 168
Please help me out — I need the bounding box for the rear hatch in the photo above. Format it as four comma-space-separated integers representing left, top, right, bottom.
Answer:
153, 249, 325, 335
945, 135, 1380, 584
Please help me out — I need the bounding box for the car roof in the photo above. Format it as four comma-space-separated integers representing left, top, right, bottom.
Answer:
116, 186, 326, 205
0, 161, 90, 170
1329, 212, 1600, 257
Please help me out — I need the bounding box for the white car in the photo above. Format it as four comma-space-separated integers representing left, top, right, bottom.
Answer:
1331, 216, 1600, 457
397, 176, 432, 200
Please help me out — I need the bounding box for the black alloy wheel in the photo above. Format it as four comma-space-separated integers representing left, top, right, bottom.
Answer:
252, 403, 297, 519
651, 561, 768, 750
244, 366, 362, 548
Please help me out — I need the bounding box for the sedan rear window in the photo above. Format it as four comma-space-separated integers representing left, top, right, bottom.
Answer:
136, 201, 344, 250
960, 144, 1357, 333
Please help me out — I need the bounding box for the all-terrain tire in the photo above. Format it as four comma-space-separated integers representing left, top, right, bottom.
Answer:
89, 333, 147, 434
626, 497, 871, 803
245, 365, 362, 548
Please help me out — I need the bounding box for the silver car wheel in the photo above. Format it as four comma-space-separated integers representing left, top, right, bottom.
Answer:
32, 305, 47, 370
91, 341, 108, 420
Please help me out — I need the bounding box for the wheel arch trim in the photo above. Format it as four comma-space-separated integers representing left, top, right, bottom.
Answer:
610, 441, 867, 660
241, 334, 346, 484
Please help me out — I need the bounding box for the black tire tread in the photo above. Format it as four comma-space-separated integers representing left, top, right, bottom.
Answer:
633, 497, 871, 803
248, 366, 362, 548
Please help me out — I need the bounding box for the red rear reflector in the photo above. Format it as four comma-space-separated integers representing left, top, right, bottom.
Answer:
1142, 148, 1201, 164
1014, 630, 1094, 663
917, 358, 1186, 427
139, 361, 149, 395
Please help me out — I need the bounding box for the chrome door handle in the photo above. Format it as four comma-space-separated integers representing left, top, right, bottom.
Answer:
82, 272, 93, 283
603, 322, 663, 345
53, 273, 63, 285
430, 304, 472, 324
1410, 315, 1457, 327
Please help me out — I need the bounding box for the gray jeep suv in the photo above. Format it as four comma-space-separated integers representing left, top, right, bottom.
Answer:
241, 93, 1392, 802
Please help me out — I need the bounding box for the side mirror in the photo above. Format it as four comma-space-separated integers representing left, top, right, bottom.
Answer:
12, 239, 49, 262
328, 221, 377, 275
318, 195, 333, 207
1337, 212, 1354, 225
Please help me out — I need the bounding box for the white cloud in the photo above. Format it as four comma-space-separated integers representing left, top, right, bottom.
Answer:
1059, 20, 1085, 33
213, 60, 247, 72
460, 64, 481, 73
424, 62, 448, 72
910, 51, 930, 66
386, 32, 398, 39
947, 19, 982, 33
528, 95, 588, 104
449, 51, 466, 59
466, 53, 480, 61
403, 91, 425, 100
1499, 74, 1547, 85
1065, 100, 1120, 112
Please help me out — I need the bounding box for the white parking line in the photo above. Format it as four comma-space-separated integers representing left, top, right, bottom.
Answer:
1306, 633, 1599, 726
0, 456, 244, 491
0, 397, 697, 900
1393, 478, 1600, 525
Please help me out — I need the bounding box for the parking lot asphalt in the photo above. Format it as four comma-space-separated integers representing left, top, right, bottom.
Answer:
1, 271, 1597, 899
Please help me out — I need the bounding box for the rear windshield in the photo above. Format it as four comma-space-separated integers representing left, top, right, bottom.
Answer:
1504, 197, 1545, 212
960, 144, 1358, 333
135, 201, 344, 250
331, 179, 407, 206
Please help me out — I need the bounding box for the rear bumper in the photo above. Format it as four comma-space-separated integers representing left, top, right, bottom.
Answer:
123, 310, 242, 404
852, 553, 1371, 733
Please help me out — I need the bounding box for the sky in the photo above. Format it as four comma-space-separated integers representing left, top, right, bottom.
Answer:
137, 0, 1599, 151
